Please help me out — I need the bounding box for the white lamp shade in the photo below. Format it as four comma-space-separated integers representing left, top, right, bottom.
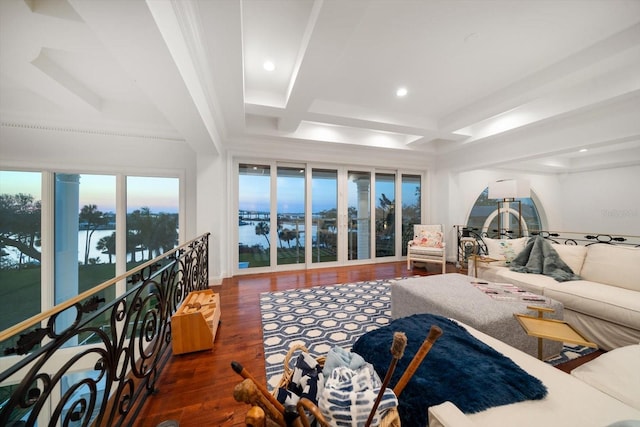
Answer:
488, 179, 530, 200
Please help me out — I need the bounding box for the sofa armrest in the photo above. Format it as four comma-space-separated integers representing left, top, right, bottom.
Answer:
428, 401, 477, 427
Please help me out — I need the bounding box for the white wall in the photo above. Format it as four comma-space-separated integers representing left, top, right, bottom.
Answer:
441, 165, 640, 258
196, 153, 227, 283
558, 165, 640, 235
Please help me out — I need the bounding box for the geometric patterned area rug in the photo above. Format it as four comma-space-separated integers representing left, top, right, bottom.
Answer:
260, 279, 394, 390
544, 342, 598, 366
260, 278, 597, 390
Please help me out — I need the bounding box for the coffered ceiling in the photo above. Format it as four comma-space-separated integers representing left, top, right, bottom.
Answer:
1, 0, 639, 173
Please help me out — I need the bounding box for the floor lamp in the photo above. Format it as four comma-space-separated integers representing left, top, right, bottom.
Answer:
488, 179, 530, 238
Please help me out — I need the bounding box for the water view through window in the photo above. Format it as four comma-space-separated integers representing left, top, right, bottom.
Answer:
126, 176, 180, 288
238, 164, 423, 269
277, 167, 305, 265
0, 171, 179, 333
312, 169, 337, 263
238, 164, 271, 268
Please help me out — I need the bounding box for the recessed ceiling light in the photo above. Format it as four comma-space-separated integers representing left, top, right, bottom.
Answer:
579, 148, 588, 153
396, 87, 408, 97
263, 60, 275, 71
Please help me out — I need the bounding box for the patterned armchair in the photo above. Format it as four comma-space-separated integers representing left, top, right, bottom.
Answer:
407, 224, 446, 273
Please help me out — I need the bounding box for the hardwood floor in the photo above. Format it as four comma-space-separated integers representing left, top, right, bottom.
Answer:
133, 262, 599, 427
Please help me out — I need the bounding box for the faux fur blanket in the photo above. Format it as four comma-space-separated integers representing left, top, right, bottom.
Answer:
352, 314, 548, 426
509, 236, 580, 282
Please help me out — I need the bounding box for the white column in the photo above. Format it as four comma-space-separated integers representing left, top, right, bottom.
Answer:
54, 174, 80, 338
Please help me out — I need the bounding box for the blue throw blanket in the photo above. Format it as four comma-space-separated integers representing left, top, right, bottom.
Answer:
352, 314, 547, 426
509, 236, 580, 282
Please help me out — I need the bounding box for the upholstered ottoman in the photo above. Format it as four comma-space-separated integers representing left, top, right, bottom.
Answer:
391, 273, 564, 359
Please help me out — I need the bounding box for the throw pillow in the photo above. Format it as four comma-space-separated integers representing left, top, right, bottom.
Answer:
414, 230, 443, 248
551, 244, 587, 275
571, 344, 640, 411
484, 237, 527, 265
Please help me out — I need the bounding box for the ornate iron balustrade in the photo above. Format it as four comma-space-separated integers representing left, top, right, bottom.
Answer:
0, 233, 210, 427
455, 225, 640, 268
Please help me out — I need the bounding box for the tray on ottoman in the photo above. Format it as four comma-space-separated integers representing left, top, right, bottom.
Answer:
391, 273, 564, 359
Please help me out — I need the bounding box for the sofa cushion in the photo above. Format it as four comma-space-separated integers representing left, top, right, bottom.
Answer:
544, 281, 640, 330
409, 245, 444, 256
571, 344, 640, 410
551, 244, 587, 275
484, 237, 527, 265
580, 245, 640, 291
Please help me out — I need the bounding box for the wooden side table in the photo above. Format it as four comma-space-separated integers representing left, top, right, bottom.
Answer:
515, 305, 597, 360
472, 254, 502, 277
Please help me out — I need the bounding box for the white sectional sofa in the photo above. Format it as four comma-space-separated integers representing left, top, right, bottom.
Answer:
472, 237, 640, 350
428, 322, 640, 427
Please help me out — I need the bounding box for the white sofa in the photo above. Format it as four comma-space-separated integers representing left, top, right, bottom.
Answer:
472, 238, 640, 351
428, 322, 640, 427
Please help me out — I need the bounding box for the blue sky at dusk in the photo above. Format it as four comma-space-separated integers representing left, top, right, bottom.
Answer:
239, 173, 419, 213
0, 171, 179, 214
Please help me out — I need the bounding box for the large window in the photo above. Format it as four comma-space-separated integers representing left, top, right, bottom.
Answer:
311, 169, 337, 264
467, 187, 542, 238
277, 167, 305, 265
238, 164, 271, 269
1, 170, 180, 335
375, 173, 395, 257
0, 171, 42, 332
126, 176, 179, 271
236, 162, 423, 271
401, 174, 421, 256
55, 174, 116, 307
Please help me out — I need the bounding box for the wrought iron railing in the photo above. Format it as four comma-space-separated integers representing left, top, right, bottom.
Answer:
0, 233, 210, 427
454, 225, 640, 268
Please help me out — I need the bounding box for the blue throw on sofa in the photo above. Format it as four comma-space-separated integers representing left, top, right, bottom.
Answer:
352, 313, 548, 426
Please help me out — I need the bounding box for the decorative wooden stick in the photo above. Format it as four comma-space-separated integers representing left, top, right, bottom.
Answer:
296, 398, 330, 427
364, 331, 407, 427
246, 406, 266, 427
233, 378, 286, 427
232, 361, 286, 414
393, 325, 443, 397
232, 362, 305, 427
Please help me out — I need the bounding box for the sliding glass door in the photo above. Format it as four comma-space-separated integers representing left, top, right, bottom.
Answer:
236, 161, 422, 272
311, 169, 338, 264
277, 166, 305, 265
375, 173, 396, 258
401, 174, 421, 256
238, 164, 271, 269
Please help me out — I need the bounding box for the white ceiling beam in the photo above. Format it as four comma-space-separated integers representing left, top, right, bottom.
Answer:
67, 0, 220, 155
277, 0, 369, 133
31, 47, 103, 111
146, 0, 223, 154
193, 0, 245, 138
440, 22, 640, 135
247, 102, 462, 141
457, 57, 640, 144
438, 92, 640, 172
